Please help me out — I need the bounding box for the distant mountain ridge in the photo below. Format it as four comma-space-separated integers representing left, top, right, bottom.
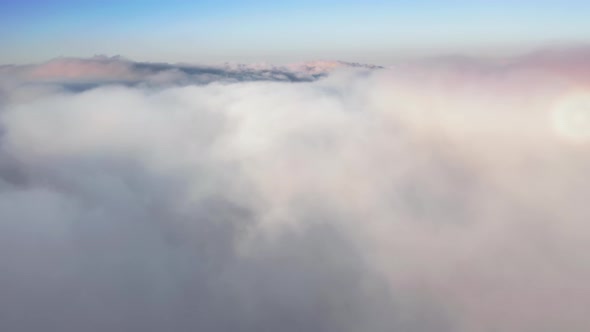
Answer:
14, 56, 381, 83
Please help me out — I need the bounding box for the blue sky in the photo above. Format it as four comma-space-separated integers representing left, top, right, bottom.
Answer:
2, 0, 590, 64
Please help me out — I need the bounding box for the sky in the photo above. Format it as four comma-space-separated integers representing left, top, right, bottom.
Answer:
2, 0, 590, 64
1, 1, 590, 331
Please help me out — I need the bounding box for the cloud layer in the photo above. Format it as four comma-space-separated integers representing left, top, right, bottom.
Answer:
1, 49, 590, 332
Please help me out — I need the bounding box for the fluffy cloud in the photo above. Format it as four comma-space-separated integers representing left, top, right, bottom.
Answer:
0, 49, 589, 332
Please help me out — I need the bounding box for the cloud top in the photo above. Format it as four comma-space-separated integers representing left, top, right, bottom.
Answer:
0, 48, 589, 332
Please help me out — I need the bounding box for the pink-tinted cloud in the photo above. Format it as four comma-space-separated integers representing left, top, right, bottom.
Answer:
25, 56, 137, 81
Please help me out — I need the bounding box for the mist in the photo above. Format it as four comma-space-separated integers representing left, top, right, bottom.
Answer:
0, 49, 589, 332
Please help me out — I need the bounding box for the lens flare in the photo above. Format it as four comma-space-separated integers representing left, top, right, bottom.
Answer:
553, 92, 590, 143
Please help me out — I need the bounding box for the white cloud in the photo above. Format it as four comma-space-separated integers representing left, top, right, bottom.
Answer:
0, 50, 589, 331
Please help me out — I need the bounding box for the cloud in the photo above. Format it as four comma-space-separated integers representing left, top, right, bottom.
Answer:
0, 49, 589, 331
